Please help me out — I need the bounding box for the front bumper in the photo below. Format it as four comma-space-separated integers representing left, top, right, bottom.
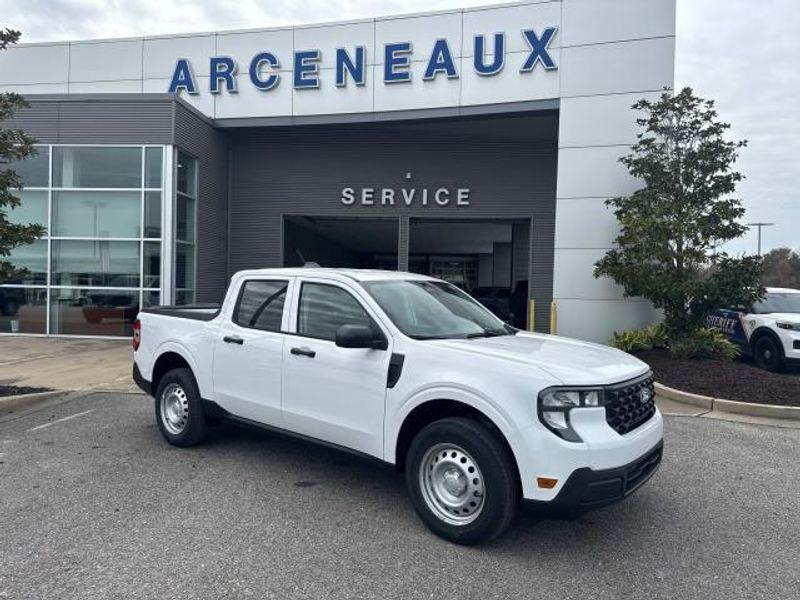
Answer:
525, 440, 663, 516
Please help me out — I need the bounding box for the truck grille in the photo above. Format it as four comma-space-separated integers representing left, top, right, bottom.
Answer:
605, 374, 656, 435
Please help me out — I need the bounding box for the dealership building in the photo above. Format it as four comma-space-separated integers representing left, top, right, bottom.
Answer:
0, 0, 675, 342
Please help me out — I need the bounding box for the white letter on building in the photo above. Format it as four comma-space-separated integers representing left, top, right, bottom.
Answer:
341, 187, 355, 205
382, 189, 396, 206
434, 188, 450, 206
457, 188, 471, 206
361, 188, 375, 205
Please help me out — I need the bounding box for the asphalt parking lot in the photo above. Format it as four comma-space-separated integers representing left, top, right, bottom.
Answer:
1, 393, 798, 600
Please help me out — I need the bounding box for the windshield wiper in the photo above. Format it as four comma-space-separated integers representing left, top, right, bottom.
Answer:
465, 328, 511, 339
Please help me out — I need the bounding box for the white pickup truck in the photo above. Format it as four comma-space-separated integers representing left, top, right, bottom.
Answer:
132, 268, 663, 544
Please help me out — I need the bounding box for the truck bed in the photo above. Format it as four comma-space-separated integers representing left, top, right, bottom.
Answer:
141, 304, 221, 322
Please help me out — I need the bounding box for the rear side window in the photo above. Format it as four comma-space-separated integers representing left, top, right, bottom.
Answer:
234, 280, 288, 332
297, 282, 372, 341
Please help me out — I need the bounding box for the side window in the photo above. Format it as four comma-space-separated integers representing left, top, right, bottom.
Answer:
297, 283, 372, 341
234, 280, 288, 332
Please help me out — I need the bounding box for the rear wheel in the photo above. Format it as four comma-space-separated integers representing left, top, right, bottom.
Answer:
405, 417, 520, 545
154, 368, 208, 446
753, 335, 784, 372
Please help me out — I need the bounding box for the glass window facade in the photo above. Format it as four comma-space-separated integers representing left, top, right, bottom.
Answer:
1, 144, 166, 336
175, 151, 197, 305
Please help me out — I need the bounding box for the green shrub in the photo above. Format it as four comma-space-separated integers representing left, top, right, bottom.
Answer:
611, 322, 669, 353
669, 326, 740, 360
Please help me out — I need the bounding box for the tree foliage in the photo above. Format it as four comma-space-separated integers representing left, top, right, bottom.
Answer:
1, 28, 44, 282
594, 87, 763, 339
761, 247, 800, 289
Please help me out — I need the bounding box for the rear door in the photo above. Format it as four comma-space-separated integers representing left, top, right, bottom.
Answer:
281, 278, 391, 457
212, 277, 292, 425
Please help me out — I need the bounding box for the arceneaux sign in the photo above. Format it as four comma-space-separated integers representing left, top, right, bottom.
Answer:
168, 27, 558, 95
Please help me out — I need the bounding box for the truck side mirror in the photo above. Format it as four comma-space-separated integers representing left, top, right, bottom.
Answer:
335, 324, 387, 350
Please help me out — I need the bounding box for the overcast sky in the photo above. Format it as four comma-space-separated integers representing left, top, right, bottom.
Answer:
1, 0, 798, 255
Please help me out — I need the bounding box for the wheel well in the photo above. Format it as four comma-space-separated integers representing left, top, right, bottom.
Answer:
394, 399, 520, 484
750, 327, 784, 356
151, 352, 191, 395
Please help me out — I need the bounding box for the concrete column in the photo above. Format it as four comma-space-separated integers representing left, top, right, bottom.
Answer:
397, 216, 409, 271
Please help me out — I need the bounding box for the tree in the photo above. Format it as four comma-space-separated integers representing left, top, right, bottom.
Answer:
594, 87, 762, 340
761, 247, 800, 289
0, 28, 44, 282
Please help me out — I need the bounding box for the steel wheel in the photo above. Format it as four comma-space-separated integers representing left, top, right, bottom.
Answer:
419, 443, 485, 526
159, 383, 189, 435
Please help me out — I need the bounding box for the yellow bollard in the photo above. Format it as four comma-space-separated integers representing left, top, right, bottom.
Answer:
550, 300, 557, 334
528, 300, 535, 332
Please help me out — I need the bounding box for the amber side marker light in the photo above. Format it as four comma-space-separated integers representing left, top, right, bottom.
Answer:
537, 477, 558, 489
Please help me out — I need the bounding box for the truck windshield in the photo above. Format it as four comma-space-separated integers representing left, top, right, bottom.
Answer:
362, 279, 514, 340
752, 292, 800, 314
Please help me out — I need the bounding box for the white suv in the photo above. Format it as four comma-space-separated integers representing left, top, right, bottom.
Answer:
132, 268, 663, 544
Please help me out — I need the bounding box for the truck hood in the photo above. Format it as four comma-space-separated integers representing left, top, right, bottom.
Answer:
426, 331, 649, 386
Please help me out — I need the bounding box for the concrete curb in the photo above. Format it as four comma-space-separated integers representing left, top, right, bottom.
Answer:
0, 390, 69, 412
654, 383, 714, 410
655, 382, 800, 421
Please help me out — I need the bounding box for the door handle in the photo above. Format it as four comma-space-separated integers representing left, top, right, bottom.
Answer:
290, 346, 316, 358
223, 335, 244, 345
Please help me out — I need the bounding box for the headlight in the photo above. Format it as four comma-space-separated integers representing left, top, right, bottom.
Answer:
776, 322, 800, 331
538, 388, 604, 442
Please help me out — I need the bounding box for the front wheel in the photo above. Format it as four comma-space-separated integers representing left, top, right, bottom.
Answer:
405, 417, 520, 545
753, 335, 784, 372
154, 368, 208, 446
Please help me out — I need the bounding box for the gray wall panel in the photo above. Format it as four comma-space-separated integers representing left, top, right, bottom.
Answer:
229, 112, 558, 332
173, 102, 230, 303
3, 95, 173, 144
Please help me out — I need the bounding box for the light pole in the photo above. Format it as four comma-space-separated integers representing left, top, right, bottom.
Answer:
746, 222, 774, 256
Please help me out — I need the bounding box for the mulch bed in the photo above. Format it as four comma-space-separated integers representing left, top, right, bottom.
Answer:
635, 349, 800, 407
0, 384, 52, 398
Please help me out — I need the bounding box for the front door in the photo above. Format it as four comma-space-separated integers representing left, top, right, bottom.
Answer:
212, 278, 291, 426
281, 279, 391, 458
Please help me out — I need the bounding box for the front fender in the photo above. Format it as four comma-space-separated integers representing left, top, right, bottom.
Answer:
385, 383, 525, 469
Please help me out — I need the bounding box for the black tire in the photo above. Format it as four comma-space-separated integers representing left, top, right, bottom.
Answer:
753, 335, 784, 372
154, 367, 208, 446
405, 417, 520, 545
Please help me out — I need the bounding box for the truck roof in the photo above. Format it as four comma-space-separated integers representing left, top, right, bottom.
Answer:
231, 267, 438, 283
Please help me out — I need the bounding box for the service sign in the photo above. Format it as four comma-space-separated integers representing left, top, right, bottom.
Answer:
167, 27, 558, 95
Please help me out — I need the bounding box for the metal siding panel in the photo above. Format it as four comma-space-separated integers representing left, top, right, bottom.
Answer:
2, 96, 173, 144
228, 115, 557, 315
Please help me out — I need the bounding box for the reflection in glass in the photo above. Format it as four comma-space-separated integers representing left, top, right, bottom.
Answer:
176, 151, 197, 197
49, 287, 138, 336
175, 242, 195, 289
5, 190, 48, 232
10, 147, 49, 188
52, 191, 140, 238
51, 240, 139, 287
175, 290, 195, 305
143, 290, 161, 307
53, 147, 141, 188
176, 193, 195, 242
0, 240, 47, 285
0, 287, 46, 333
145, 147, 163, 188
143, 242, 161, 289
144, 191, 161, 238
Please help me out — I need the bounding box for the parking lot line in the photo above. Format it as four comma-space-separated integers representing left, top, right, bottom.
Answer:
26, 409, 95, 433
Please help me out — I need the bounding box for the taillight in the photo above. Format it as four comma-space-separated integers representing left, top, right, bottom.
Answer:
132, 318, 141, 351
